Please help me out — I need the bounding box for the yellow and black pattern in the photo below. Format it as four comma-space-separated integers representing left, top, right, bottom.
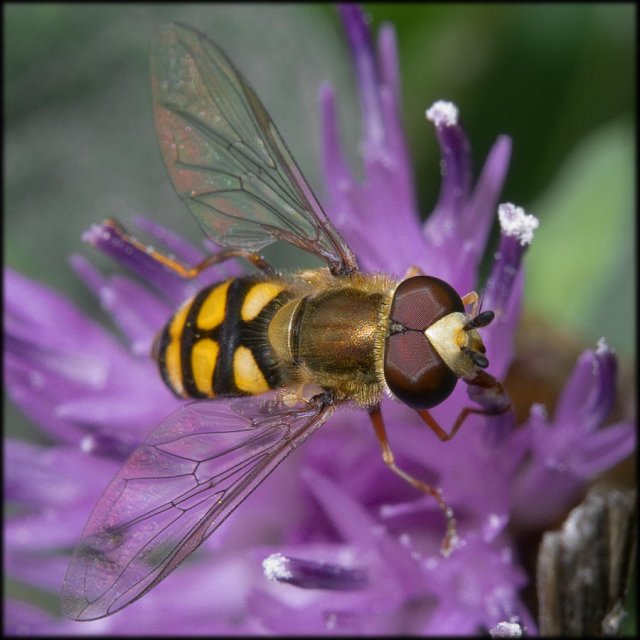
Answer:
156, 276, 290, 399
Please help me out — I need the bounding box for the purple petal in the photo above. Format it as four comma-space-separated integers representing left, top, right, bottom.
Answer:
320, 6, 423, 276
4, 268, 126, 360
55, 388, 179, 431
405, 109, 510, 301
319, 83, 354, 230
338, 4, 384, 152
553, 339, 617, 431
5, 440, 114, 509
421, 535, 536, 635
426, 102, 472, 223
262, 552, 368, 591
248, 588, 351, 634
302, 466, 429, 601
422, 106, 511, 292
83, 220, 198, 306
70, 254, 170, 356
484, 204, 538, 315
570, 420, 636, 477
511, 342, 635, 529
481, 204, 539, 376
447, 134, 513, 294
302, 466, 380, 550
4, 600, 73, 636
371, 24, 416, 211
465, 136, 512, 250
4, 268, 181, 443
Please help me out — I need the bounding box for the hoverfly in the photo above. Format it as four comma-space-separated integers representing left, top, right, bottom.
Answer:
62, 22, 511, 621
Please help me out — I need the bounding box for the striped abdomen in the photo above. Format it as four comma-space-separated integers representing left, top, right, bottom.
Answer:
155, 276, 291, 398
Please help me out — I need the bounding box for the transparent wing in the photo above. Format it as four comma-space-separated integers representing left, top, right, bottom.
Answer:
151, 22, 356, 275
61, 395, 335, 621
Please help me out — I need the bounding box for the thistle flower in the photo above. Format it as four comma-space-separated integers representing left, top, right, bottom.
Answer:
4, 5, 634, 636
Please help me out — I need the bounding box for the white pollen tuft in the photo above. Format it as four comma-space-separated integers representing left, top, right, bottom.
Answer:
596, 337, 611, 354
262, 553, 291, 581
426, 100, 459, 127
497, 203, 539, 246
490, 620, 524, 637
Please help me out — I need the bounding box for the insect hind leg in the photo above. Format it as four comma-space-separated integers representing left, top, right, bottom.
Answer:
101, 218, 275, 278
368, 403, 457, 555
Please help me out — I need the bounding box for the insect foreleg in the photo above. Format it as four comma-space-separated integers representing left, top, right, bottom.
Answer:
402, 265, 423, 279
368, 403, 457, 554
461, 290, 479, 316
417, 370, 512, 442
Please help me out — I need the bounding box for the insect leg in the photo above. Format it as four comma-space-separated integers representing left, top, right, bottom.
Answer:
102, 219, 275, 278
461, 290, 479, 316
417, 370, 512, 442
179, 249, 275, 278
402, 265, 423, 279
368, 403, 457, 554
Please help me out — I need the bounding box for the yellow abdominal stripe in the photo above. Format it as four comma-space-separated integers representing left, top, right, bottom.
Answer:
241, 282, 284, 322
165, 301, 192, 396
197, 280, 232, 330
234, 345, 269, 394
191, 339, 219, 396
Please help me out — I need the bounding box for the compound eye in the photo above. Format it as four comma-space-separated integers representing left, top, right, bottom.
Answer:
390, 276, 463, 330
384, 331, 457, 409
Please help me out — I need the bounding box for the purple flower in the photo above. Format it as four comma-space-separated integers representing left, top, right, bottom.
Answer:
4, 5, 634, 636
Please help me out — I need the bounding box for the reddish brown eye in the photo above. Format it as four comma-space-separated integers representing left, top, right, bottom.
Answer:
389, 276, 463, 330
384, 332, 457, 408
383, 276, 463, 409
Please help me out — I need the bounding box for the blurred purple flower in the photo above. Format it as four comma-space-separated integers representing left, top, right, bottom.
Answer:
4, 5, 634, 636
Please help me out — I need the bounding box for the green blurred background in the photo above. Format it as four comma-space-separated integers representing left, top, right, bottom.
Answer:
4, 2, 635, 631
